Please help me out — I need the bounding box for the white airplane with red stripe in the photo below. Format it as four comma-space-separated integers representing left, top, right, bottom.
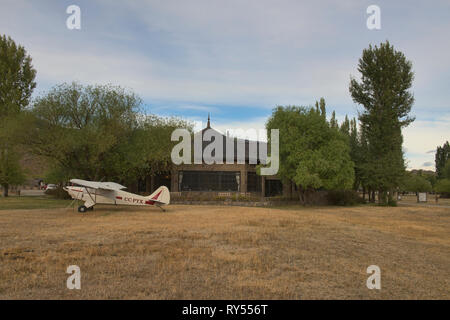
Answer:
64, 179, 170, 213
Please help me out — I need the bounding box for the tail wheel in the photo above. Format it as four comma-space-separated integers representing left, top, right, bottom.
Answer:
78, 205, 87, 213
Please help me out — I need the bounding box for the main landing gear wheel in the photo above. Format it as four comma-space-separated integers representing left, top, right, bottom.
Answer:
78, 205, 87, 213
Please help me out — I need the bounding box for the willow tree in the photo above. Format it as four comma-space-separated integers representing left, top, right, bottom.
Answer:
23, 82, 191, 186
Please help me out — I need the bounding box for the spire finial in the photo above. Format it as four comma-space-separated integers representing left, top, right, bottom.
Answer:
207, 113, 211, 128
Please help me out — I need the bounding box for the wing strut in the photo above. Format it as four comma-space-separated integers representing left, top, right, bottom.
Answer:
84, 188, 97, 208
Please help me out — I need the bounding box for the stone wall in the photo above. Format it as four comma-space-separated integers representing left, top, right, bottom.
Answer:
170, 190, 330, 206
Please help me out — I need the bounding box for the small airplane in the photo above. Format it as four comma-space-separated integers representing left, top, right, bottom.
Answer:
64, 179, 170, 213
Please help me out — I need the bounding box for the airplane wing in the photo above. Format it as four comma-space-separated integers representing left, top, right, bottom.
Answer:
70, 179, 127, 191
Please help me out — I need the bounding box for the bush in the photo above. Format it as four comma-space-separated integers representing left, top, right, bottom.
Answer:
45, 186, 72, 199
387, 198, 398, 206
435, 179, 450, 198
213, 195, 229, 201
237, 194, 260, 202
327, 190, 365, 206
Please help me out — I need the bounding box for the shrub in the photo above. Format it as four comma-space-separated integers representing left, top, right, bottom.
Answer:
326, 190, 365, 206
213, 195, 229, 201
45, 186, 72, 199
387, 198, 398, 206
237, 194, 260, 202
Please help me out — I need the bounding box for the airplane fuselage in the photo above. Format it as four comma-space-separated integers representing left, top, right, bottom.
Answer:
64, 179, 170, 213
65, 186, 164, 207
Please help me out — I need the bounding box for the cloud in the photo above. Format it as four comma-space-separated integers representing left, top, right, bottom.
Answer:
212, 117, 268, 141
1, 0, 449, 170
422, 162, 434, 167
2, 0, 449, 116
151, 104, 218, 114
403, 116, 450, 169
403, 117, 450, 155
0, 0, 370, 110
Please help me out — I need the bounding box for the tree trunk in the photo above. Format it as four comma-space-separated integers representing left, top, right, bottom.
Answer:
370, 190, 376, 203
388, 190, 394, 204
150, 175, 155, 193
298, 187, 306, 205
3, 184, 9, 197
379, 190, 388, 205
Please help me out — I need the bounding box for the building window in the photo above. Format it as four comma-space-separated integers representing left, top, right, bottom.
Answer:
247, 172, 261, 192
180, 171, 240, 191
265, 179, 283, 197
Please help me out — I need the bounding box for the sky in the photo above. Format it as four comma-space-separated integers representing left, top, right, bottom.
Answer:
1, 0, 449, 170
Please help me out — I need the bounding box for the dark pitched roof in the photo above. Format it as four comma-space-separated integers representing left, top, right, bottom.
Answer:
192, 125, 268, 164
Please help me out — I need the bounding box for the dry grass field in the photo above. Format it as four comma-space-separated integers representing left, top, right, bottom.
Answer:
398, 194, 450, 206
0, 202, 449, 299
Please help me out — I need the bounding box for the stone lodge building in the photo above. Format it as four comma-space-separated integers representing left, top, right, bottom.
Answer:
137, 116, 291, 199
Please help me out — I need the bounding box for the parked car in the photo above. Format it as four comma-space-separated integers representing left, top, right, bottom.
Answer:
45, 184, 57, 190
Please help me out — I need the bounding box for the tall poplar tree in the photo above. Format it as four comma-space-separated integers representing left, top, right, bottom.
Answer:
349, 41, 415, 205
0, 35, 36, 196
435, 141, 450, 179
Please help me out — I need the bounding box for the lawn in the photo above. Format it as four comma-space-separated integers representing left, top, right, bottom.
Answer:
398, 194, 450, 206
0, 203, 448, 299
0, 196, 73, 210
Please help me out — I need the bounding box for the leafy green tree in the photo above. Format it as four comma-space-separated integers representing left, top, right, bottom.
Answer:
0, 148, 26, 196
400, 173, 432, 192
425, 173, 437, 189
0, 35, 36, 196
266, 103, 354, 204
358, 128, 379, 202
330, 111, 338, 129
314, 98, 326, 117
23, 82, 191, 187
435, 179, 450, 194
339, 115, 350, 136
349, 41, 415, 205
0, 35, 36, 116
118, 114, 193, 186
434, 160, 450, 198
24, 82, 140, 182
338, 115, 376, 201
435, 141, 450, 179
400, 173, 432, 202
441, 159, 450, 180
0, 118, 28, 196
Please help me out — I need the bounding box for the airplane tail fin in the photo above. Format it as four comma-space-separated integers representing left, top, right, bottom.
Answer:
147, 186, 170, 205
